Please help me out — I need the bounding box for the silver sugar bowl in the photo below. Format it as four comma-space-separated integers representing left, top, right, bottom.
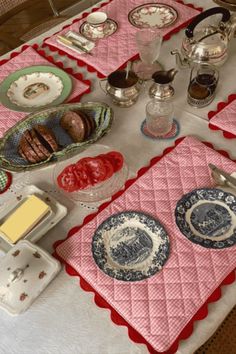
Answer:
100, 70, 142, 107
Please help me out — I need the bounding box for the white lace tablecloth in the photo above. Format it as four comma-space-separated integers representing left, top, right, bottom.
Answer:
0, 1, 236, 354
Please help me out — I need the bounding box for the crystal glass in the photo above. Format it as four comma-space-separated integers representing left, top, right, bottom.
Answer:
145, 99, 174, 136
134, 29, 162, 80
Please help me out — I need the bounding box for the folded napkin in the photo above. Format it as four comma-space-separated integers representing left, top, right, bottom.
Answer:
209, 96, 236, 138
0, 46, 90, 138
56, 31, 95, 55
55, 136, 236, 353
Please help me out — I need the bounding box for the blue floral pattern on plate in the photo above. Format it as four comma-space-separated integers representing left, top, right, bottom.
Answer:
175, 188, 236, 249
92, 211, 170, 281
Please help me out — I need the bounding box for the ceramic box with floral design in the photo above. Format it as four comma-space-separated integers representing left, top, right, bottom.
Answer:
0, 240, 61, 315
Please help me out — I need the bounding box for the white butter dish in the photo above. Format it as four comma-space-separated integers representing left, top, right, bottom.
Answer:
0, 240, 61, 315
0, 185, 67, 253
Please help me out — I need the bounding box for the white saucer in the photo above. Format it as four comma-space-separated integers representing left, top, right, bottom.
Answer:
79, 19, 118, 40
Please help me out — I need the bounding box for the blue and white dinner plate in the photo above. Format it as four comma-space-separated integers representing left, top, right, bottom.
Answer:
92, 211, 170, 281
175, 188, 236, 249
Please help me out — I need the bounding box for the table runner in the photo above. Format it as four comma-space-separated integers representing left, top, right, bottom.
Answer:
54, 136, 236, 353
0, 45, 90, 138
44, 0, 201, 77
208, 94, 236, 139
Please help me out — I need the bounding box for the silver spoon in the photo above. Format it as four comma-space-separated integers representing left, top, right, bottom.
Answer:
209, 164, 236, 187
125, 61, 132, 80
211, 170, 226, 186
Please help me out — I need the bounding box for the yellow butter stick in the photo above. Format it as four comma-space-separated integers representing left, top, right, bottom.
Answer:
0, 195, 50, 243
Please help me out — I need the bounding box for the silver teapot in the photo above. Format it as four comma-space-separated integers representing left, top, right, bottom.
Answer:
149, 69, 178, 101
99, 69, 142, 107
171, 7, 236, 68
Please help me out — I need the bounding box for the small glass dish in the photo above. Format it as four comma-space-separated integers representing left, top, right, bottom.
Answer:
53, 144, 128, 203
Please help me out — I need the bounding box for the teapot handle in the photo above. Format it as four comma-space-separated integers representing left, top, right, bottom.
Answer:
185, 7, 230, 39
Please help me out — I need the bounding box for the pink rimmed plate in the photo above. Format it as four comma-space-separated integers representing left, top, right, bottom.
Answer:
128, 3, 178, 29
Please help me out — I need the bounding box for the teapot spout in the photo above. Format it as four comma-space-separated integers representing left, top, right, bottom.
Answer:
171, 49, 190, 69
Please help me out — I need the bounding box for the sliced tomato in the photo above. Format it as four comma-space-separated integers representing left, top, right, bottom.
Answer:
77, 157, 107, 185
73, 163, 92, 189
57, 164, 78, 192
105, 151, 124, 172
98, 154, 114, 179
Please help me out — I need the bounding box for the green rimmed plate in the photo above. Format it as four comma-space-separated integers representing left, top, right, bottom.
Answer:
0, 65, 72, 112
0, 102, 113, 172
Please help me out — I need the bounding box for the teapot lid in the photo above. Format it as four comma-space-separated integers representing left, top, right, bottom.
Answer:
0, 240, 60, 315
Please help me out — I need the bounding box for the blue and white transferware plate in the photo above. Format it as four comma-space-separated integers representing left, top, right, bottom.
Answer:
92, 211, 170, 281
175, 188, 236, 249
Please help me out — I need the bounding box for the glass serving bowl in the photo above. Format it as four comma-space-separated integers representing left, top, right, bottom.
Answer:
53, 144, 128, 203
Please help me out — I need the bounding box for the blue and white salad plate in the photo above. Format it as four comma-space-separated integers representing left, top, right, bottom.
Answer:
92, 211, 170, 281
175, 188, 236, 249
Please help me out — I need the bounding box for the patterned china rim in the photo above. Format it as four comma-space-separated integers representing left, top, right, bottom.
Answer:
128, 3, 178, 29
7, 72, 64, 108
0, 66, 72, 112
0, 102, 113, 172
175, 188, 236, 249
79, 18, 118, 40
92, 211, 170, 281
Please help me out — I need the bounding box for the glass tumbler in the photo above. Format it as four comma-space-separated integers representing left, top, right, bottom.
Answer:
145, 100, 174, 136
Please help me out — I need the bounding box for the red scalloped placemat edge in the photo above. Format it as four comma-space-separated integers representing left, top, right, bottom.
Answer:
42, 0, 203, 78
53, 136, 236, 354
0, 44, 91, 101
208, 94, 236, 140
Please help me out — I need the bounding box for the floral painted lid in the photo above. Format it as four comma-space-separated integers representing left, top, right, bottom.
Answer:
0, 240, 60, 315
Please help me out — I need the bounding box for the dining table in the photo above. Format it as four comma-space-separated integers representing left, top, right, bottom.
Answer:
0, 0, 236, 353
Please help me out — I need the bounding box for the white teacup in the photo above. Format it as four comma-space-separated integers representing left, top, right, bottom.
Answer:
86, 12, 108, 27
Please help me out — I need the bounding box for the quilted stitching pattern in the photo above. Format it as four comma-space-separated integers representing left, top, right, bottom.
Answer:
0, 47, 89, 138
210, 100, 236, 136
56, 136, 236, 352
45, 0, 200, 76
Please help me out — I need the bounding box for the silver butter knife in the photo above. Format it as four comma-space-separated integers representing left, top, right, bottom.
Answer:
57, 35, 93, 55
209, 163, 236, 187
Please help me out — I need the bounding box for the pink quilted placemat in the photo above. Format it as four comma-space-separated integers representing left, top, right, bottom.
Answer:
0, 46, 90, 138
55, 136, 236, 353
209, 94, 236, 139
45, 0, 201, 77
